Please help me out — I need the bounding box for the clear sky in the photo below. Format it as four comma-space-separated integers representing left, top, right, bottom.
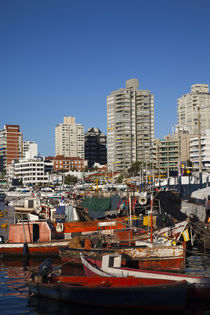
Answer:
0, 0, 210, 156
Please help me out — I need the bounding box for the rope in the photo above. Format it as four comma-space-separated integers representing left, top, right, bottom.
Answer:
55, 257, 80, 268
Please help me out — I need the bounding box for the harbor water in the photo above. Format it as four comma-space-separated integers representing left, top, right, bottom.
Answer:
0, 201, 210, 314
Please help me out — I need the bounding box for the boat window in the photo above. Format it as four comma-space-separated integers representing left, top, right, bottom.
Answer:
28, 200, 34, 208
109, 256, 114, 267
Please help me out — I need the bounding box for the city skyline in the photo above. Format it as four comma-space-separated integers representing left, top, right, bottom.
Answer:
0, 0, 210, 156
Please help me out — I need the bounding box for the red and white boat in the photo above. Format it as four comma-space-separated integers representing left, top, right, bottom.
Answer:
81, 253, 210, 285
55, 217, 127, 235
27, 258, 210, 311
60, 240, 186, 272
0, 219, 70, 257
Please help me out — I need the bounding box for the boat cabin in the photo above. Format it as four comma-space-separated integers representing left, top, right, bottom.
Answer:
8, 219, 52, 243
14, 197, 41, 212
101, 254, 122, 269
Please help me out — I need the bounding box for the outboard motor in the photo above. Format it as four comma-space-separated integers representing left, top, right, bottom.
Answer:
38, 258, 53, 278
33, 258, 53, 284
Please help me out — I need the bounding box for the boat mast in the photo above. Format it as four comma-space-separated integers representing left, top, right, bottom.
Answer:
150, 193, 153, 243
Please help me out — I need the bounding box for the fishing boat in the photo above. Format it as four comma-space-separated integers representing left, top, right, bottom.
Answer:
0, 215, 71, 257
60, 240, 186, 272
27, 274, 188, 311
81, 253, 210, 285
55, 216, 128, 235
13, 197, 41, 213
138, 219, 190, 244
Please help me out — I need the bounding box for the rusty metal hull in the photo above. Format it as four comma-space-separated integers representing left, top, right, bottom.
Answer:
60, 243, 186, 272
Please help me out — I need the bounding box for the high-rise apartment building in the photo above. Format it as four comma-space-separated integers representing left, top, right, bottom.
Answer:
55, 116, 84, 159
177, 84, 210, 136
0, 124, 23, 174
23, 141, 38, 160
85, 127, 107, 168
107, 78, 154, 172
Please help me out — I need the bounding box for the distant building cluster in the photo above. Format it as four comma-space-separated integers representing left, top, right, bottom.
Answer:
1, 79, 210, 185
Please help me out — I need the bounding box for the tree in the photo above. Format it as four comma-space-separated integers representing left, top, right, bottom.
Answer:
64, 174, 77, 185
127, 161, 142, 176
116, 174, 124, 183
82, 166, 89, 172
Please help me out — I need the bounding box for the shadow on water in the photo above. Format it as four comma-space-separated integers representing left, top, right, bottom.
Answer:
27, 295, 210, 315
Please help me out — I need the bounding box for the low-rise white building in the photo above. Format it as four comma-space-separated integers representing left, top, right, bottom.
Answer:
8, 156, 53, 186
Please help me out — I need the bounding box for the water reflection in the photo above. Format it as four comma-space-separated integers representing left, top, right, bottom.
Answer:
0, 202, 14, 241
27, 295, 191, 315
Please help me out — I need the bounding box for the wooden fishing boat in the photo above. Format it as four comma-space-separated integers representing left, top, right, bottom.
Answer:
0, 239, 71, 257
81, 253, 210, 285
60, 241, 186, 272
55, 214, 189, 240
55, 217, 127, 235
14, 197, 41, 214
0, 219, 70, 257
27, 275, 188, 311
138, 219, 189, 243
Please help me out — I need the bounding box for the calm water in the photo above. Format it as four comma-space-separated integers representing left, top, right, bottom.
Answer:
0, 201, 210, 314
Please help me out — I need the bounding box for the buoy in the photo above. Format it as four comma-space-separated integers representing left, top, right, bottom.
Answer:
0, 212, 4, 217
139, 196, 147, 205
56, 223, 64, 233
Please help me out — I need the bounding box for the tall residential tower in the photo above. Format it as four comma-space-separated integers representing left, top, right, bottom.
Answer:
55, 116, 84, 159
107, 79, 154, 172
177, 84, 210, 136
0, 124, 23, 174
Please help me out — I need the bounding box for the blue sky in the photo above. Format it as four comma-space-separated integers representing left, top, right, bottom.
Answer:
0, 0, 210, 156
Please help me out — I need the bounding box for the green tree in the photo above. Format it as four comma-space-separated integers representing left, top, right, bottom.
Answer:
64, 174, 77, 185
128, 161, 142, 176
116, 174, 124, 183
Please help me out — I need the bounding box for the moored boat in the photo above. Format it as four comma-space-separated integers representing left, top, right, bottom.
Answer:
0, 239, 71, 257
60, 240, 186, 272
0, 216, 70, 257
81, 253, 210, 285
27, 274, 188, 311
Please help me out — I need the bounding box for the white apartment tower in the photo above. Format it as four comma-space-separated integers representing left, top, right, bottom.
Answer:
23, 141, 38, 160
177, 84, 210, 136
107, 79, 154, 172
55, 116, 84, 159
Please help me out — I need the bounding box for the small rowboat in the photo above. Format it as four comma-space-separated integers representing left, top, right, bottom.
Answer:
81, 253, 210, 285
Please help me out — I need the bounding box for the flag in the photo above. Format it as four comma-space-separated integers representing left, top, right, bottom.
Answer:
182, 229, 190, 242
